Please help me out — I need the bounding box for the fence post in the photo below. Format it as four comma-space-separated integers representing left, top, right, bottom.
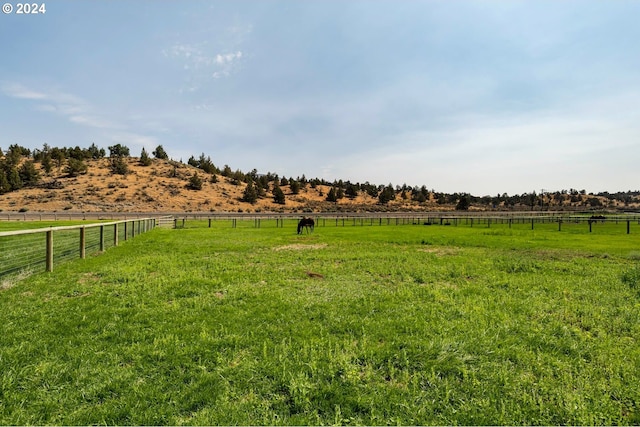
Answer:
628, 220, 631, 234
208, 218, 212, 228
46, 230, 53, 272
99, 225, 105, 252
124, 221, 128, 241
80, 227, 86, 259
558, 219, 562, 232
114, 223, 119, 247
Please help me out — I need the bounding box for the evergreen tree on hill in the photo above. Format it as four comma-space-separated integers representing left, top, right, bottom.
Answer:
326, 187, 337, 202
242, 180, 258, 204
272, 182, 285, 204
152, 145, 169, 160
378, 184, 396, 204
108, 144, 130, 158
18, 161, 40, 186
188, 172, 203, 190
140, 148, 152, 166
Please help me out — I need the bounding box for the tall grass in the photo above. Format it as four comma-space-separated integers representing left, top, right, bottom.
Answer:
1, 221, 639, 425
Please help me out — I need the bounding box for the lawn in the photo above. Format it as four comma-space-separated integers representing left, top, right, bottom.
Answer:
1, 219, 639, 425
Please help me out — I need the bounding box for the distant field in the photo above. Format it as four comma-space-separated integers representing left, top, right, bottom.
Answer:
1, 221, 639, 425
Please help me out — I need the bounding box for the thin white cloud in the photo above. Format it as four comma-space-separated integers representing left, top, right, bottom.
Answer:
164, 42, 244, 84
215, 51, 242, 65
1, 83, 48, 100
2, 83, 118, 130
2, 81, 157, 151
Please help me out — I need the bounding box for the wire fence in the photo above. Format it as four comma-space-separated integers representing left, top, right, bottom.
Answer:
171, 213, 640, 234
0, 218, 159, 284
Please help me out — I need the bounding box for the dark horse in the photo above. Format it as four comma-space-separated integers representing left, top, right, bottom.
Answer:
297, 217, 315, 234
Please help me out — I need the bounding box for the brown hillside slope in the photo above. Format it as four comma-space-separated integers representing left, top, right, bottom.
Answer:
0, 158, 635, 213
0, 158, 384, 213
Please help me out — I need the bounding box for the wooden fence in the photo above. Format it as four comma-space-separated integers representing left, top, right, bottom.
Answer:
0, 218, 158, 281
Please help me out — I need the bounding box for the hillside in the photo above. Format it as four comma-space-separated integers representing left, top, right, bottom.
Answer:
0, 157, 379, 213
0, 156, 638, 213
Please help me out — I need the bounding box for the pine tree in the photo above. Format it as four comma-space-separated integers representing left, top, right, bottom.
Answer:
87, 142, 105, 159
7, 167, 22, 191
152, 145, 169, 160
242, 180, 258, 204
42, 155, 52, 174
378, 184, 396, 204
140, 148, 152, 166
65, 158, 88, 177
272, 183, 285, 204
0, 170, 10, 194
290, 180, 300, 195
108, 144, 130, 158
18, 161, 40, 186
326, 187, 337, 202
455, 194, 471, 210
188, 173, 203, 190
345, 184, 358, 199
110, 157, 129, 175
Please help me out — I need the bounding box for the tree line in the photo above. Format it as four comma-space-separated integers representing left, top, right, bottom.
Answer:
1, 143, 638, 210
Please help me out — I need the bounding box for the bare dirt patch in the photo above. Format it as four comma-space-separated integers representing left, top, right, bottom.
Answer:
418, 247, 461, 256
273, 243, 328, 251
0, 270, 32, 291
305, 271, 325, 279
78, 272, 101, 285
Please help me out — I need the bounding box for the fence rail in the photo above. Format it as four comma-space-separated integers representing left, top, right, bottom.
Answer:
0, 218, 160, 282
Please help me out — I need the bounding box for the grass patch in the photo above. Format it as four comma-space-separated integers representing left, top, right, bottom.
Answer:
1, 221, 640, 424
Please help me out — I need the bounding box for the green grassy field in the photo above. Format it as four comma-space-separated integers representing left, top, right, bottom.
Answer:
1, 220, 639, 425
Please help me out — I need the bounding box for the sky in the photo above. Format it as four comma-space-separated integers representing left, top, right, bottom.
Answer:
1, 0, 639, 196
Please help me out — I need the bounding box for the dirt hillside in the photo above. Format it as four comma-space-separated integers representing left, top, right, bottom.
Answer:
0, 157, 635, 213
0, 158, 402, 213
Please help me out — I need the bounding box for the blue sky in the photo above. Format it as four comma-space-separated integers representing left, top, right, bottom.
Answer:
1, 0, 639, 196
